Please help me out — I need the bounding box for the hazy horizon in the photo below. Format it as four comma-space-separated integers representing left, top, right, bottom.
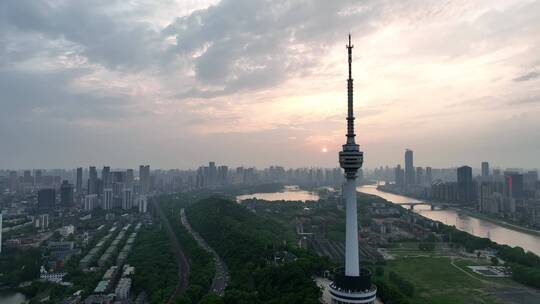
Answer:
2, 0, 540, 169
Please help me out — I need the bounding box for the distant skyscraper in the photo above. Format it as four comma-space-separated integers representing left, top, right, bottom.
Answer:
60, 180, 74, 207
102, 166, 111, 188
504, 172, 524, 199
38, 188, 56, 210
481, 162, 490, 177
404, 149, 415, 185
88, 166, 98, 195
8, 171, 18, 190
218, 165, 229, 185
523, 171, 538, 191
139, 165, 150, 194
76, 167, 83, 195
457, 166, 474, 204
23, 170, 32, 184
126, 169, 134, 187
394, 165, 404, 186
426, 167, 433, 184
331, 35, 376, 304
416, 167, 424, 185
34, 169, 42, 185
208, 162, 217, 187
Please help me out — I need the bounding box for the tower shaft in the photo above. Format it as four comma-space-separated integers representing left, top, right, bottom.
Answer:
344, 178, 359, 276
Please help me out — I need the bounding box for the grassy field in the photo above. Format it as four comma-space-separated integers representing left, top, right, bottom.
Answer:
382, 242, 452, 259
380, 257, 502, 304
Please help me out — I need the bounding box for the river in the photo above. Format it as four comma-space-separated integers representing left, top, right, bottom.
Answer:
236, 185, 319, 202
358, 184, 540, 256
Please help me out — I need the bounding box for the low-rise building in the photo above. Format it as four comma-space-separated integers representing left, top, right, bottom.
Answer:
115, 278, 132, 300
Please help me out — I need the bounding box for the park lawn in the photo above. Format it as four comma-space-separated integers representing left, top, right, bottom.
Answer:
384, 243, 449, 259
384, 257, 502, 304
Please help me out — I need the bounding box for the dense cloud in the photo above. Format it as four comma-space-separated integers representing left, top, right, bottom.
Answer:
163, 0, 380, 96
1, 0, 165, 69
0, 0, 540, 169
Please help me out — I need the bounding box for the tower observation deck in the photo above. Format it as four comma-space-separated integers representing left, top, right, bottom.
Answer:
331, 35, 377, 304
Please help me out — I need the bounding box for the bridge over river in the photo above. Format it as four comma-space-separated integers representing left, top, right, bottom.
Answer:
398, 201, 459, 210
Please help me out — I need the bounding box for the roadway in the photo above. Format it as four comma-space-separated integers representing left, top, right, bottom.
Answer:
180, 208, 229, 296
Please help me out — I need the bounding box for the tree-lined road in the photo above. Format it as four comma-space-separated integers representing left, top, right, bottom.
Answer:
153, 199, 190, 303
181, 208, 229, 296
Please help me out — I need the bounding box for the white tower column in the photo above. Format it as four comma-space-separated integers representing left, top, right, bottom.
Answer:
344, 178, 359, 276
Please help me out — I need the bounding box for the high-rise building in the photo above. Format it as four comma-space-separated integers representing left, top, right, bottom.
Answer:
76, 167, 83, 195
137, 196, 148, 213
103, 188, 113, 210
35, 214, 49, 230
457, 166, 474, 204
35, 170, 42, 185
504, 172, 524, 199
102, 166, 111, 189
426, 167, 433, 184
84, 194, 98, 211
60, 180, 74, 207
122, 188, 133, 210
23, 170, 33, 184
405, 149, 415, 185
477, 180, 504, 213
331, 35, 376, 304
218, 165, 229, 185
208, 162, 217, 187
523, 171, 538, 191
126, 169, 134, 187
139, 165, 150, 194
8, 171, 18, 191
416, 167, 424, 185
481, 162, 490, 177
113, 184, 124, 208
394, 165, 404, 186
38, 188, 56, 210
88, 166, 98, 195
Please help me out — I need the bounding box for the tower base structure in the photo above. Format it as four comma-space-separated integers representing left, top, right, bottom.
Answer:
329, 268, 377, 304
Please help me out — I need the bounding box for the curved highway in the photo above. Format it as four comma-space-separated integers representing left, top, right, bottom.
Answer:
181, 208, 229, 295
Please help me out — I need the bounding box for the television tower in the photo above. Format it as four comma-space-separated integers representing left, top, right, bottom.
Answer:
330, 34, 377, 304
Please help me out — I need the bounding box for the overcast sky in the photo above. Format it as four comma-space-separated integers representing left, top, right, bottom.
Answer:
1, 0, 539, 170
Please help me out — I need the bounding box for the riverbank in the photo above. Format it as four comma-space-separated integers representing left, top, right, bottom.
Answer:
452, 208, 540, 237
376, 186, 540, 238
360, 185, 540, 255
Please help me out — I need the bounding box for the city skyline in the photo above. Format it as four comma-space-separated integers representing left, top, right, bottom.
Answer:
1, 158, 539, 172
2, 1, 540, 169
